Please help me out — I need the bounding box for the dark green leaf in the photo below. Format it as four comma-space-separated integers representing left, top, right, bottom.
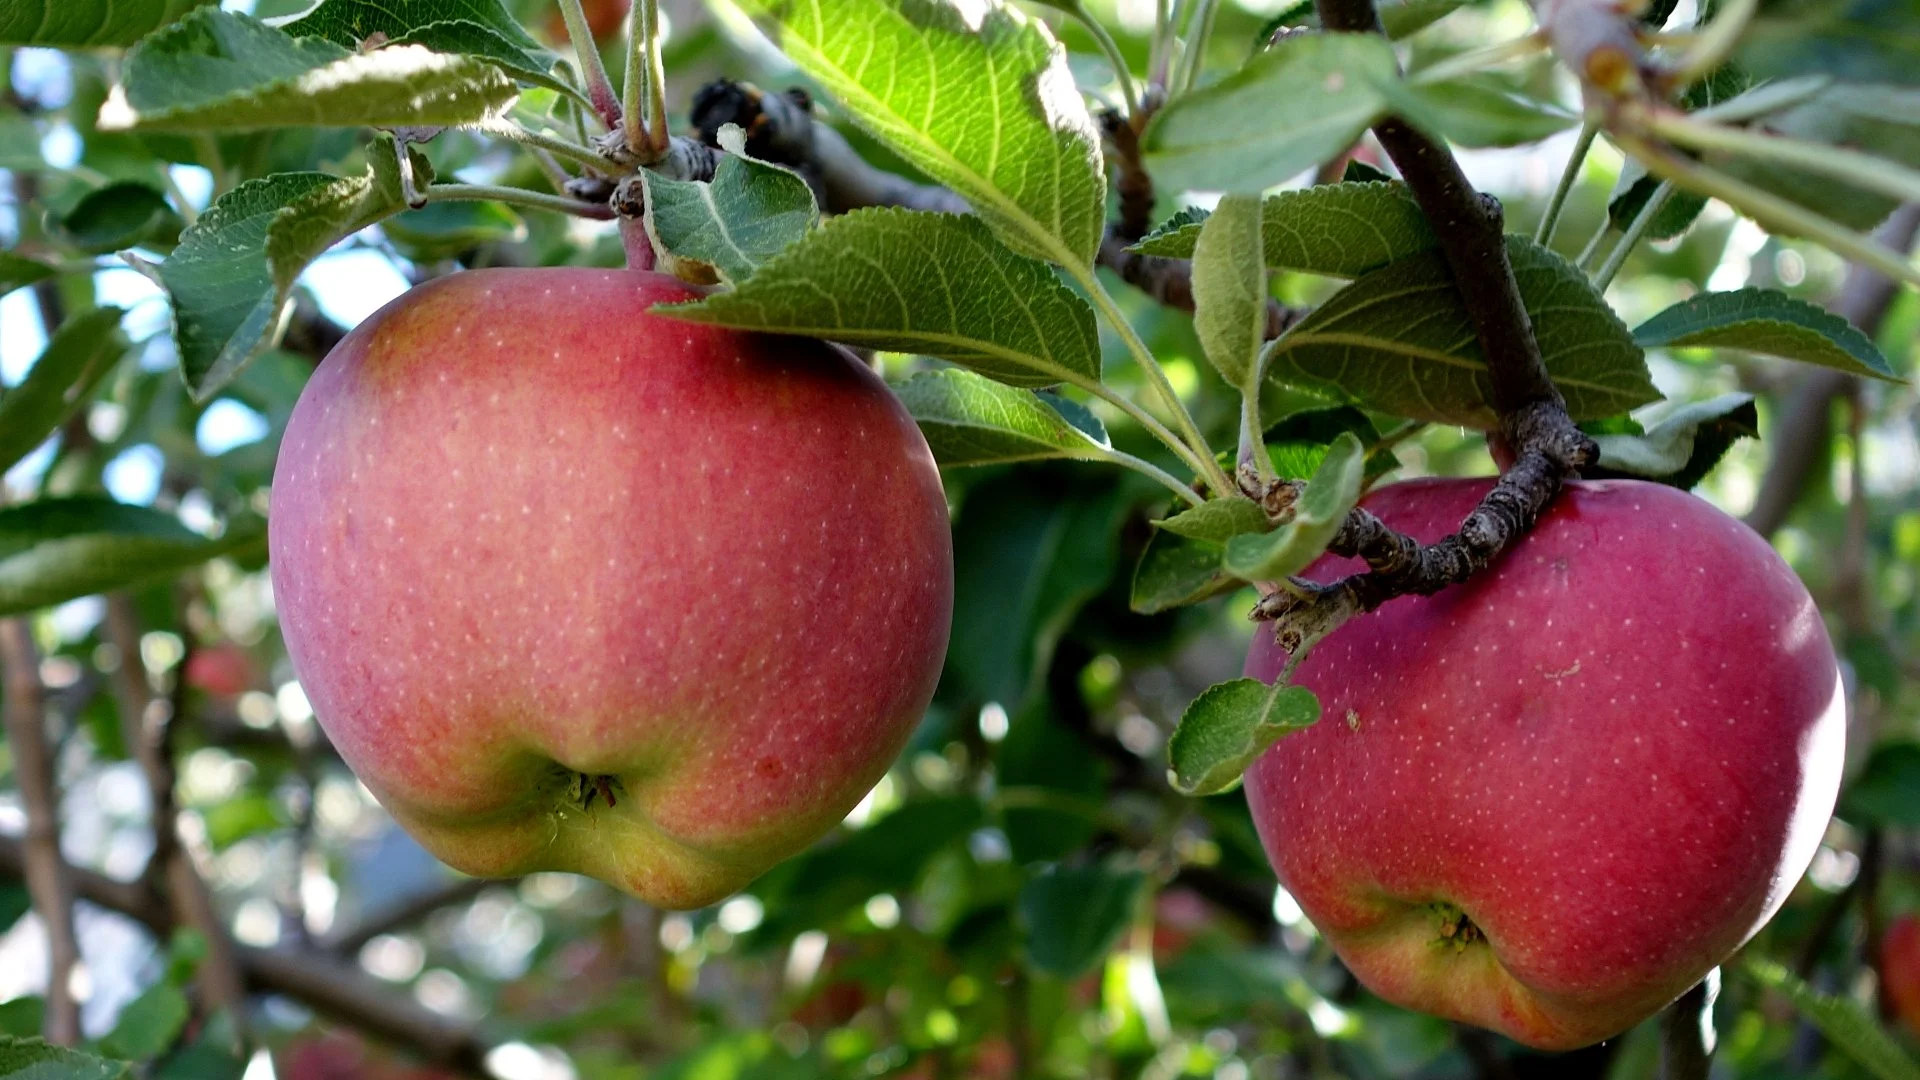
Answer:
0, 0, 212, 47
1389, 74, 1576, 148
1144, 33, 1399, 194
55, 183, 182, 254
1262, 405, 1398, 482
1223, 432, 1363, 581
1586, 393, 1759, 489
1632, 288, 1899, 379
1129, 182, 1433, 278
380, 200, 525, 262
1153, 497, 1270, 542
0, 1000, 38, 1042
0, 498, 266, 616
0, 255, 55, 300
947, 472, 1129, 706
752, 797, 983, 941
1838, 741, 1920, 827
745, 0, 1106, 268
658, 209, 1101, 388
102, 9, 518, 133
1740, 0, 1920, 87
0, 306, 126, 475
1743, 958, 1920, 1080
897, 369, 1110, 467
1169, 679, 1319, 795
644, 129, 819, 285
1608, 169, 1708, 241
1018, 864, 1144, 976
99, 985, 190, 1061
0, 1035, 129, 1080
1130, 529, 1240, 614
0, 109, 40, 171
1266, 237, 1657, 427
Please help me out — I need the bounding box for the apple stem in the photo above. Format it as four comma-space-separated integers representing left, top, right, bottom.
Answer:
620, 216, 657, 272
1659, 973, 1719, 1080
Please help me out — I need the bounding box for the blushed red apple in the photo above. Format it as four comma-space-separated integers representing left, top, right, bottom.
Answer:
1884, 913, 1920, 1036
269, 268, 952, 909
1244, 477, 1844, 1049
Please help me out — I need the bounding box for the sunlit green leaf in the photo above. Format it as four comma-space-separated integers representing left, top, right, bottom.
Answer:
0, 0, 212, 47
644, 131, 819, 285
897, 369, 1110, 466
1223, 432, 1363, 581
280, 0, 569, 96
1131, 181, 1433, 278
745, 0, 1106, 268
657, 208, 1101, 388
99, 984, 190, 1061
102, 9, 518, 133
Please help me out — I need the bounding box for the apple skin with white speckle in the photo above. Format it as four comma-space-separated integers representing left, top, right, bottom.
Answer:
1244, 477, 1845, 1050
269, 268, 953, 909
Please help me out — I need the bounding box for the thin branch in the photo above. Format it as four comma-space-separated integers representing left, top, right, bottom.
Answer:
1536, 119, 1598, 245
1068, 0, 1142, 115
1651, 112, 1920, 209
321, 877, 499, 956
1592, 179, 1674, 291
0, 835, 496, 1077
473, 118, 610, 175
0, 620, 79, 1045
1746, 205, 1920, 537
423, 183, 615, 219
104, 595, 249, 1025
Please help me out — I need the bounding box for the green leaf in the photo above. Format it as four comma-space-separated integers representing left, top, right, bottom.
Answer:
380, 200, 525, 262
0, 109, 42, 171
749, 797, 983, 942
0, 0, 212, 47
1586, 393, 1759, 489
1632, 288, 1899, 380
202, 792, 288, 850
0, 999, 41, 1040
1169, 679, 1319, 795
746, 0, 1105, 268
1019, 864, 1145, 976
1266, 237, 1658, 428
1388, 74, 1576, 148
99, 984, 190, 1061
1740, 2, 1920, 87
896, 369, 1109, 466
1838, 741, 1920, 827
0, 307, 127, 475
1191, 193, 1268, 388
1153, 497, 1269, 542
1743, 958, 1920, 1080
1130, 529, 1240, 613
279, 0, 569, 96
1262, 405, 1398, 482
643, 128, 819, 285
0, 498, 266, 617
1130, 181, 1434, 278
1143, 33, 1399, 194
656, 208, 1101, 388
946, 471, 1129, 706
0, 254, 57, 301
1608, 167, 1708, 241
0, 1035, 129, 1080
158, 142, 420, 399
55, 182, 183, 255
101, 9, 518, 133
1223, 431, 1363, 581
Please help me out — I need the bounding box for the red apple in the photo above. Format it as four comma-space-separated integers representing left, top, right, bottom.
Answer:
185, 642, 258, 698
1884, 913, 1920, 1036
269, 268, 952, 909
546, 0, 632, 44
1244, 477, 1844, 1049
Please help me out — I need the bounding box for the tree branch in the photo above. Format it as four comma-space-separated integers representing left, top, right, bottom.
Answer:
0, 834, 495, 1076
1248, 0, 1596, 652
105, 595, 250, 1028
0, 619, 80, 1045
321, 877, 500, 956
1745, 204, 1920, 538
1660, 974, 1719, 1080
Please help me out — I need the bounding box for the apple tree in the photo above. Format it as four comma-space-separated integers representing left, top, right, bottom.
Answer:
2, 0, 1920, 1076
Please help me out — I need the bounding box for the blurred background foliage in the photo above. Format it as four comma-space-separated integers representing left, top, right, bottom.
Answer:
3, 0, 1920, 1078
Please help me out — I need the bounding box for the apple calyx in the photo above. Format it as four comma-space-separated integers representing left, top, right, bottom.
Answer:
1430, 902, 1483, 952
